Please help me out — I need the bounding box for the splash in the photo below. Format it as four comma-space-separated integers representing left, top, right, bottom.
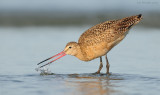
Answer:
35, 66, 54, 75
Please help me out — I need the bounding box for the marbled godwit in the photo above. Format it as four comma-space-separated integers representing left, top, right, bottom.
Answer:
37, 14, 142, 74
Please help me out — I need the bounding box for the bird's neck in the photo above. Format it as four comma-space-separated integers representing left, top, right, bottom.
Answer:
74, 44, 88, 61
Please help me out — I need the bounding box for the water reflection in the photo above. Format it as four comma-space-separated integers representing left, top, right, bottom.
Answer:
37, 68, 121, 95
68, 79, 114, 95
64, 73, 123, 95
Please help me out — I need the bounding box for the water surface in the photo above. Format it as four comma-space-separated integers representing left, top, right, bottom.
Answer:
0, 26, 160, 95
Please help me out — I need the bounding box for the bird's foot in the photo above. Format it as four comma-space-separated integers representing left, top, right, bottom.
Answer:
106, 72, 112, 75
93, 71, 101, 74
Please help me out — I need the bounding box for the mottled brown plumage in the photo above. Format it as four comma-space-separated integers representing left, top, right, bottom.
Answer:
38, 14, 142, 74
64, 14, 142, 74
65, 14, 142, 61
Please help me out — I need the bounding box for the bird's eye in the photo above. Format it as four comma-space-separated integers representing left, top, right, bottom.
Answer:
69, 46, 72, 49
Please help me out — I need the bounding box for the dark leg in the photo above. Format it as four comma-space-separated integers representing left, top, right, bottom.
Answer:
105, 55, 110, 74
96, 57, 103, 74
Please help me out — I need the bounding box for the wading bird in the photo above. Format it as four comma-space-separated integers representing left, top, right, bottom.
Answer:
37, 14, 142, 74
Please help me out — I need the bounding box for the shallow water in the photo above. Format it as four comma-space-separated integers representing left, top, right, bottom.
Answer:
0, 26, 160, 95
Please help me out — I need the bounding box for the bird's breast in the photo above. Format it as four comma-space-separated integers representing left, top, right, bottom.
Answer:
80, 42, 109, 61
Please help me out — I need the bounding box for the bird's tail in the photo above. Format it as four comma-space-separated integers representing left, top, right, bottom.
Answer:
114, 14, 142, 35
117, 14, 143, 29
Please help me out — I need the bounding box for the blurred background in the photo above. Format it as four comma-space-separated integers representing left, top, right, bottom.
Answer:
0, 0, 159, 27
1, 0, 160, 95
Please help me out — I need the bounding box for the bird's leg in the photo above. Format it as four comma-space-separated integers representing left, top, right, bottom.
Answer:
105, 55, 110, 74
96, 56, 103, 74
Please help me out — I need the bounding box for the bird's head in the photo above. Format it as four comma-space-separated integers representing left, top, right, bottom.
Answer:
63, 42, 79, 56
